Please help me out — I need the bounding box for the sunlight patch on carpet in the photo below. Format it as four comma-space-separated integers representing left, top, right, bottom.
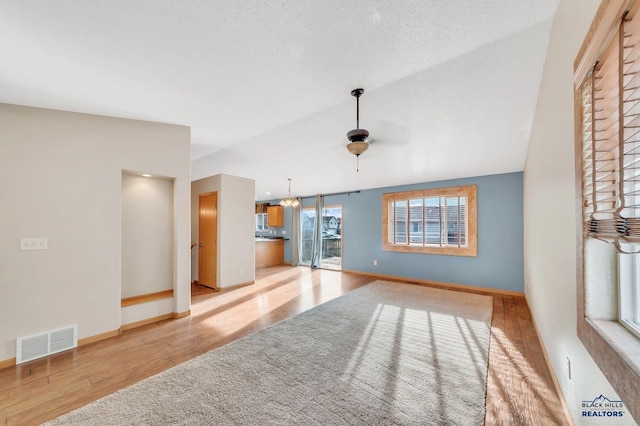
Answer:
46, 280, 492, 426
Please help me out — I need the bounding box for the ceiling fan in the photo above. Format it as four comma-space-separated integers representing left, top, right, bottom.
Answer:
346, 88, 369, 172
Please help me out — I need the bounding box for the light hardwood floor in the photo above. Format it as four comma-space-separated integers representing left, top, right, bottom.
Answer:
0, 266, 569, 425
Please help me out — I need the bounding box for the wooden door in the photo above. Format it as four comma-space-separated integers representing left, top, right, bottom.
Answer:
198, 192, 217, 288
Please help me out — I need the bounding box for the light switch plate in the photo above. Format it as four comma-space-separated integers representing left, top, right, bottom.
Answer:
20, 237, 48, 251
34, 238, 48, 250
20, 238, 33, 251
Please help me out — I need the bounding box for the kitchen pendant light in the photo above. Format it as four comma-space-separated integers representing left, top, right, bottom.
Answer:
279, 178, 300, 207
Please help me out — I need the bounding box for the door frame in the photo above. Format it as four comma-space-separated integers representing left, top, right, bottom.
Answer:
198, 191, 218, 289
300, 203, 343, 270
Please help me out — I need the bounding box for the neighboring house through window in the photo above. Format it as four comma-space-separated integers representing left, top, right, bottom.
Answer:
382, 184, 477, 256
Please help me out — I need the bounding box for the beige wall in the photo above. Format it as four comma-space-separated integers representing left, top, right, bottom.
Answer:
524, 1, 634, 424
0, 103, 191, 362
191, 174, 255, 288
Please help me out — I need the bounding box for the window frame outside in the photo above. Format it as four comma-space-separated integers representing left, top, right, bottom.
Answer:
618, 252, 640, 339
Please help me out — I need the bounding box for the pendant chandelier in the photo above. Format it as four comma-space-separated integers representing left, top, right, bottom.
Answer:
279, 178, 300, 207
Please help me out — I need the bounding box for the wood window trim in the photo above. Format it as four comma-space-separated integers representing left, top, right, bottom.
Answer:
574, 0, 640, 421
381, 185, 477, 257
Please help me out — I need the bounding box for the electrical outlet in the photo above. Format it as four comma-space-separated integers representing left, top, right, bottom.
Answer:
373, 260, 378, 266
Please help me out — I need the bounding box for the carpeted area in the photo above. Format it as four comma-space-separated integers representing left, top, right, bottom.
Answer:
45, 280, 493, 425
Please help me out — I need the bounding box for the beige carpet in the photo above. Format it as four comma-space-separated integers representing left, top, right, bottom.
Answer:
46, 280, 493, 425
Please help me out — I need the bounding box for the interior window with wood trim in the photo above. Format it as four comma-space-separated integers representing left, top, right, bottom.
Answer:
382, 185, 477, 256
575, 0, 640, 418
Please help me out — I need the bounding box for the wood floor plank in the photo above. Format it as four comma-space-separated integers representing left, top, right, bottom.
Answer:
0, 266, 569, 425
2, 376, 91, 423
486, 297, 514, 425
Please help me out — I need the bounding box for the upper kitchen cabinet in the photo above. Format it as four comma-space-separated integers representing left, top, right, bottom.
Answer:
255, 202, 269, 214
267, 205, 284, 227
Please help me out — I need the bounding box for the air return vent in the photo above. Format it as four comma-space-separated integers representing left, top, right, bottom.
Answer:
16, 325, 78, 364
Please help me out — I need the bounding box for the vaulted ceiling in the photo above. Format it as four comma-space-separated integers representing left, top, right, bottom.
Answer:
0, 1, 559, 200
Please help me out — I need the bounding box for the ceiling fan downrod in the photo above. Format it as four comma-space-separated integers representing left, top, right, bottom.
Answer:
353, 88, 363, 129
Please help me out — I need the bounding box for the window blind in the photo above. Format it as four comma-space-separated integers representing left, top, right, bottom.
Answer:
388, 196, 467, 248
582, 3, 640, 252
382, 185, 477, 256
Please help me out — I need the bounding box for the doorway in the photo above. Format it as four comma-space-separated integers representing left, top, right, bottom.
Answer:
198, 192, 218, 288
300, 204, 342, 270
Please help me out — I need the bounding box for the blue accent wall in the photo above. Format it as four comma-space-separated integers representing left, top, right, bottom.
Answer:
274, 172, 524, 292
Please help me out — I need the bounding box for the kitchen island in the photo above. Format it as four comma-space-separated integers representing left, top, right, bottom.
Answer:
255, 237, 285, 268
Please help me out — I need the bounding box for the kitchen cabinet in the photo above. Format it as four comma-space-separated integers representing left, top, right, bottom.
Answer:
267, 205, 284, 227
255, 203, 269, 214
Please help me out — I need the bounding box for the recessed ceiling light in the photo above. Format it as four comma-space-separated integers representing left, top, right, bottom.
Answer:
142, 174, 152, 177
266, 192, 271, 195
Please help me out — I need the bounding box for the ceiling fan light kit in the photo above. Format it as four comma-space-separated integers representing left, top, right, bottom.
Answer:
346, 140, 369, 156
346, 88, 369, 171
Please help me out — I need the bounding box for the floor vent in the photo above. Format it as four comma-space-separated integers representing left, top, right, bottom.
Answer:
16, 325, 78, 364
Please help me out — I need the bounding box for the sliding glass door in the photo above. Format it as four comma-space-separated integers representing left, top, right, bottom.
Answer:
300, 204, 342, 270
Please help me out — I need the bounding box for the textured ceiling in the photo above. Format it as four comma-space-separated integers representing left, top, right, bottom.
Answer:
0, 1, 559, 200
